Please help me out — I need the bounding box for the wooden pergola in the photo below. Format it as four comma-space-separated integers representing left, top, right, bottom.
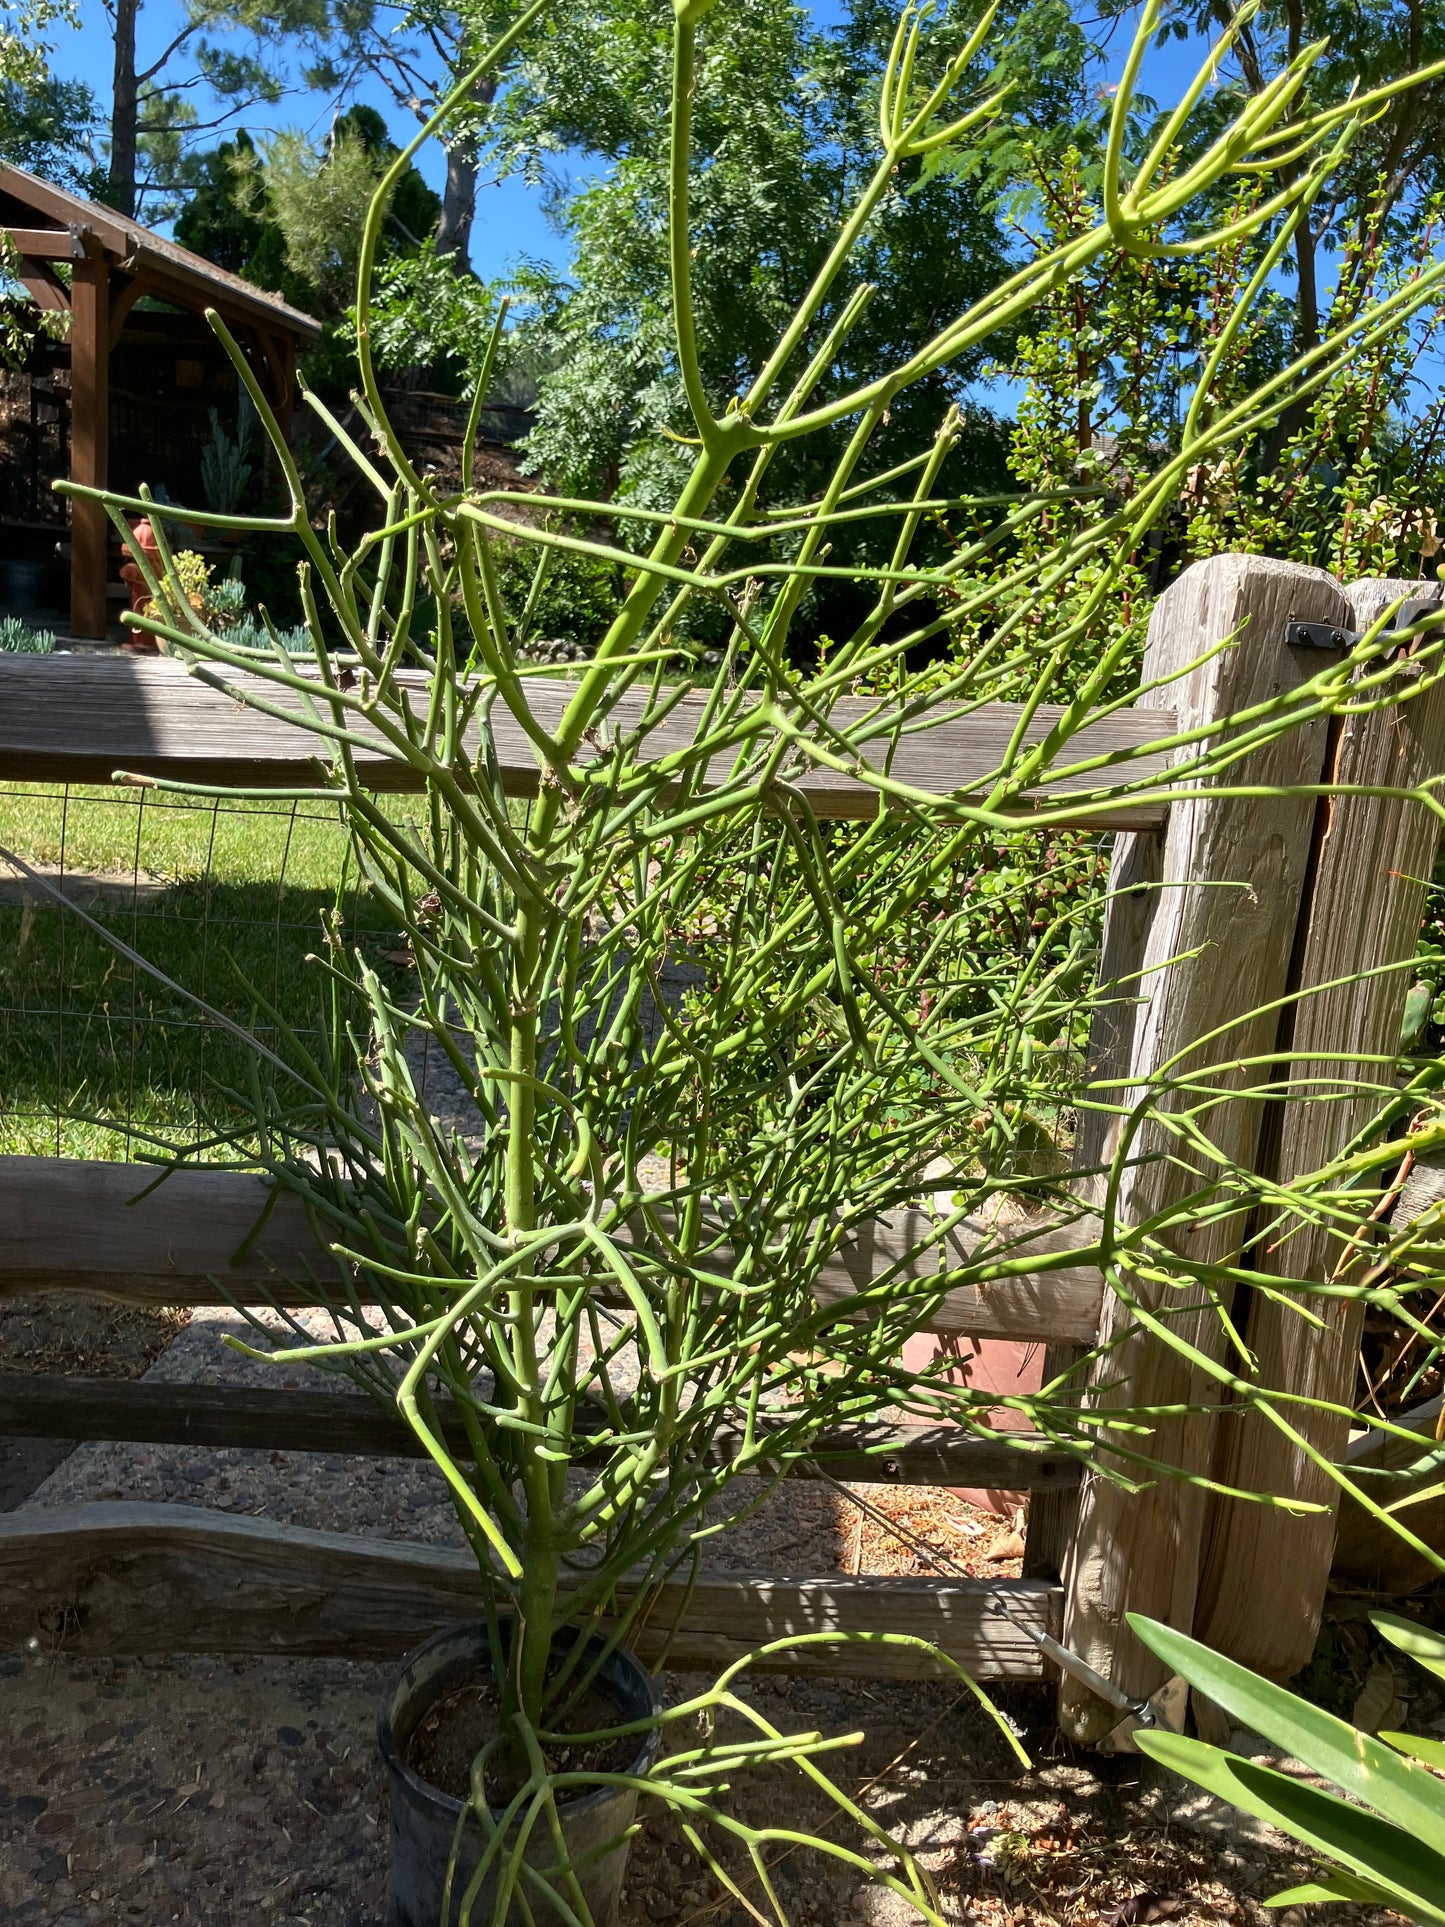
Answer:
0, 165, 321, 639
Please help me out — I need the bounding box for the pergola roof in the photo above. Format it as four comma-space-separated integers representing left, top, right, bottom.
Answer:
1, 165, 321, 640
0, 164, 322, 340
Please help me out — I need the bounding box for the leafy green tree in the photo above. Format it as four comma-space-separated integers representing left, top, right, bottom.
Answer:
336, 101, 442, 245
170, 126, 268, 268
251, 121, 386, 310
488, 0, 1098, 648
98, 0, 337, 220
0, 0, 99, 189
175, 106, 438, 313
1, 0, 75, 92
503, 0, 840, 505
0, 70, 99, 188
349, 235, 499, 387
314, 1, 518, 265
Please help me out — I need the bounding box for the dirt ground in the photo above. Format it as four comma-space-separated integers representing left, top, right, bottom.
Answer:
0, 1303, 1433, 1927
0, 1634, 1371, 1927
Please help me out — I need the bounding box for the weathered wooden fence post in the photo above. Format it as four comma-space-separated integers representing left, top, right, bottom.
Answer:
1057, 552, 1352, 1742
1193, 576, 1445, 1677
1023, 806, 1162, 1581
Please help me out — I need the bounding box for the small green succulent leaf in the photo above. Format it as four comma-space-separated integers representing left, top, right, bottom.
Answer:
1372, 1613, 1445, 1685
1402, 980, 1436, 1051
1133, 1732, 1445, 1927
1380, 1731, 1445, 1771
1128, 1614, 1445, 1839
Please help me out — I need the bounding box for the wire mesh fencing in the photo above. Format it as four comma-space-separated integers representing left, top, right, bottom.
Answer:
0, 783, 396, 1162
0, 785, 1120, 1175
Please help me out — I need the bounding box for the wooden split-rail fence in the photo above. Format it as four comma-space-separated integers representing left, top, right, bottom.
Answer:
0, 552, 1441, 1739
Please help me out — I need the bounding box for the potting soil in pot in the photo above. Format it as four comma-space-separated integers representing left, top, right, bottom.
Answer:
382, 1624, 658, 1927
405, 1667, 643, 1805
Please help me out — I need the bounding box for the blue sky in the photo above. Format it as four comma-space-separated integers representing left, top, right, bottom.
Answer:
49, 0, 583, 274
46, 0, 1212, 282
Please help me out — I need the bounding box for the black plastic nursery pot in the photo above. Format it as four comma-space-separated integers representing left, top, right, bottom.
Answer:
378, 1621, 660, 1927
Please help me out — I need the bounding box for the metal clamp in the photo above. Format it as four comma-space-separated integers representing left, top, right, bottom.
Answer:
1388, 595, 1445, 636
1283, 595, 1444, 654
987, 1590, 1158, 1728
1285, 619, 1355, 651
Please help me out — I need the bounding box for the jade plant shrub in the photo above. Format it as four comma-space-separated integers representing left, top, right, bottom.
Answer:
1132, 1612, 1445, 1923
902, 145, 1445, 751
79, 0, 1445, 1919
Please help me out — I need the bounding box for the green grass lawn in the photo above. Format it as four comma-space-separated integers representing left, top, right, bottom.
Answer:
0, 784, 398, 1161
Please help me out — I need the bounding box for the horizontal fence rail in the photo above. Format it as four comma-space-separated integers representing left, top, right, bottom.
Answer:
0, 1373, 1083, 1489
0, 657, 1176, 826
0, 1158, 1107, 1344
0, 1503, 1061, 1679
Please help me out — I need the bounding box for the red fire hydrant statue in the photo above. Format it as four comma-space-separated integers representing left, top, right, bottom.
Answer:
118, 519, 162, 653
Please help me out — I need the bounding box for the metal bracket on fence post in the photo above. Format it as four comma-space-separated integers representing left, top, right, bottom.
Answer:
1285, 620, 1356, 651
1283, 594, 1444, 655
988, 1590, 1188, 1751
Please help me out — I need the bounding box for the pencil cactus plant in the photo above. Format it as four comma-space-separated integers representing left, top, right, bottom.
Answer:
71, 0, 1445, 1919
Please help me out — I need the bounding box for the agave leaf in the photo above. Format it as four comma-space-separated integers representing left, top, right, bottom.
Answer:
1128, 1615, 1445, 1839
1266, 1872, 1409, 1909
1372, 1613, 1445, 1685
1381, 1731, 1445, 1771
1134, 1732, 1445, 1926
1228, 1754, 1445, 1921
1385, 1481, 1445, 1515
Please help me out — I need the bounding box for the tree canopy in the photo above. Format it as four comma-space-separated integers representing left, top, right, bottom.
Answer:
6, 0, 1445, 627
174, 105, 439, 307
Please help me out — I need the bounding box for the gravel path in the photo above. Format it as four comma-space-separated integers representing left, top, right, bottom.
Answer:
0, 1638, 1302, 1927
0, 1295, 186, 1511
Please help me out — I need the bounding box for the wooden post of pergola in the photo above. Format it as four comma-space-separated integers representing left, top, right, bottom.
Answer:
68, 237, 110, 641
0, 164, 321, 640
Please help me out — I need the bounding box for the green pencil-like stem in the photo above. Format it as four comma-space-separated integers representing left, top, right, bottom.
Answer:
70, 0, 1445, 1909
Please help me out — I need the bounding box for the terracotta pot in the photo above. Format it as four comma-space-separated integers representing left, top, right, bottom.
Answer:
119, 519, 163, 654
